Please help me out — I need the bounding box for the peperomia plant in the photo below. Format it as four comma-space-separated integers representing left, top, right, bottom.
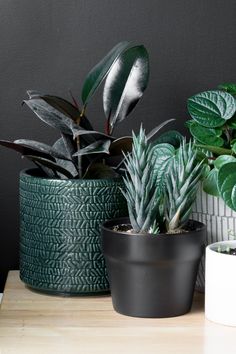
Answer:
121, 125, 203, 234
186, 83, 236, 211
0, 41, 150, 179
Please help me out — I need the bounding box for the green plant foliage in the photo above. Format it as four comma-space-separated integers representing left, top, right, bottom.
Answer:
202, 169, 219, 197
202, 155, 236, 197
103, 45, 149, 134
186, 84, 236, 206
187, 90, 236, 127
153, 130, 183, 148
214, 155, 236, 170
81, 41, 131, 106
218, 83, 236, 96
218, 162, 236, 211
188, 121, 224, 146
121, 128, 203, 234
151, 143, 175, 193
194, 144, 232, 156
164, 140, 204, 232
25, 155, 74, 179
121, 126, 161, 234
0, 42, 149, 179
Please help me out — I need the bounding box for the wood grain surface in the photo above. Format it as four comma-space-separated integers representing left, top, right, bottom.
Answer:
0, 271, 235, 354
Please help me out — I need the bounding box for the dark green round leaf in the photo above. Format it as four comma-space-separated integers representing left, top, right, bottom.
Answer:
187, 90, 236, 128
189, 121, 224, 146
218, 162, 236, 211
153, 130, 183, 148
203, 168, 219, 196
152, 143, 175, 191
214, 155, 236, 170
227, 114, 236, 129
232, 142, 236, 154
218, 83, 236, 96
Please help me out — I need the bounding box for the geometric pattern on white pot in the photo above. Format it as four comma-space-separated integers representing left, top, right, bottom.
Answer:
191, 187, 236, 292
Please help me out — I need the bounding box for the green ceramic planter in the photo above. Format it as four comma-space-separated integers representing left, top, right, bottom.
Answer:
19, 169, 128, 295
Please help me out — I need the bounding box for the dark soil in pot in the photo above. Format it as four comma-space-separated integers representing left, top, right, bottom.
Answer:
102, 217, 206, 318
216, 248, 236, 255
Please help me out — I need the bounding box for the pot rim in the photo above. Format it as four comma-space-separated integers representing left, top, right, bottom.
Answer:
20, 168, 123, 183
102, 217, 206, 239
207, 240, 236, 256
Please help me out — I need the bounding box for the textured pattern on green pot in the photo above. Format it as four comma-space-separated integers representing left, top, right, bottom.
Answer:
19, 169, 128, 295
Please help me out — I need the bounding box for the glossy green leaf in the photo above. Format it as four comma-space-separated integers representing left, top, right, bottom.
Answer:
194, 144, 232, 156
214, 155, 236, 170
27, 90, 42, 98
53, 138, 78, 178
232, 142, 236, 154
44, 95, 93, 130
227, 114, 236, 129
218, 162, 236, 211
189, 121, 224, 146
187, 90, 236, 127
152, 143, 175, 191
23, 98, 80, 137
218, 83, 236, 96
109, 136, 132, 155
14, 139, 71, 160
60, 134, 76, 159
202, 168, 219, 196
27, 92, 93, 130
0, 140, 54, 160
83, 162, 118, 179
81, 41, 131, 106
73, 128, 115, 141
147, 119, 175, 141
103, 45, 149, 132
73, 140, 111, 157
201, 164, 211, 178
153, 130, 183, 148
25, 155, 74, 179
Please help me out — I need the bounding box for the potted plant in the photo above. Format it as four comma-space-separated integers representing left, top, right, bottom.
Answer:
101, 126, 206, 318
0, 41, 151, 295
205, 240, 236, 326
186, 83, 236, 291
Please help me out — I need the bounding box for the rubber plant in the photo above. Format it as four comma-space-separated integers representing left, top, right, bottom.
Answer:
186, 83, 236, 211
0, 41, 151, 179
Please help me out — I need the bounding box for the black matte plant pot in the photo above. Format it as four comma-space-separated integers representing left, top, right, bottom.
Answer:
19, 169, 128, 295
102, 217, 206, 318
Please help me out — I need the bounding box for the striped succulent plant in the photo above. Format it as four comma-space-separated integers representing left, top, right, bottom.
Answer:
122, 128, 204, 234
121, 126, 160, 234
164, 140, 203, 232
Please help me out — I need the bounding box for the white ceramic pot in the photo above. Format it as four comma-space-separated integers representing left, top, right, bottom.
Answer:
205, 241, 236, 326
191, 188, 236, 292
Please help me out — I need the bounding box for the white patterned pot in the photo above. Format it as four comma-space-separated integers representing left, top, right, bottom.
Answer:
191, 188, 236, 292
205, 241, 236, 326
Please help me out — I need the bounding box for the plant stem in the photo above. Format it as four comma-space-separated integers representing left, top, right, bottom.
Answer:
75, 107, 87, 179
224, 125, 231, 144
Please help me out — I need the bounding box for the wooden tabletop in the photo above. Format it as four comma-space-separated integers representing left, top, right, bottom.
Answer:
0, 271, 235, 354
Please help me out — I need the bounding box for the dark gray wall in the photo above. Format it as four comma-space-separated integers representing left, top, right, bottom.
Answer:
0, 0, 235, 290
